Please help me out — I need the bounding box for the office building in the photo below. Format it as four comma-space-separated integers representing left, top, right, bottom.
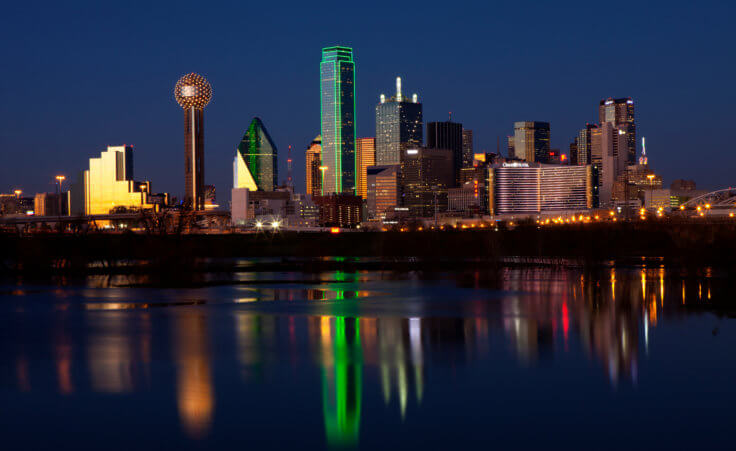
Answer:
356, 137, 376, 199
35, 193, 66, 216
575, 124, 598, 165
513, 121, 550, 163
462, 129, 474, 168
70, 145, 160, 215
375, 77, 423, 166
488, 162, 592, 215
599, 97, 636, 164
320, 46, 356, 194
591, 122, 628, 207
174, 73, 212, 210
448, 180, 486, 216
402, 147, 454, 217
427, 121, 463, 186
233, 117, 278, 192
313, 194, 363, 227
305, 135, 322, 196
507, 136, 516, 159
366, 164, 400, 220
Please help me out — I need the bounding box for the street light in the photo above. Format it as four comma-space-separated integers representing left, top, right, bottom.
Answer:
14, 189, 22, 198
255, 221, 263, 230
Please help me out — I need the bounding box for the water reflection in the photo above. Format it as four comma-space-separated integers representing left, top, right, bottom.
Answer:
173, 312, 215, 439
1, 264, 733, 448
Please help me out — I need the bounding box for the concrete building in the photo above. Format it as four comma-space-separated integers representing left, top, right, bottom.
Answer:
513, 121, 550, 163
401, 147, 454, 217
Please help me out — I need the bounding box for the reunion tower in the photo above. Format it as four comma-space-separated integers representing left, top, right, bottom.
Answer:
175, 73, 212, 210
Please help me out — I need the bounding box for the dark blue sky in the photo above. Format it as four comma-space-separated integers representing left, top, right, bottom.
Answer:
1, 0, 734, 201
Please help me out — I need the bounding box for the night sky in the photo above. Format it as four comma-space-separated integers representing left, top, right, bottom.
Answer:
2, 0, 734, 202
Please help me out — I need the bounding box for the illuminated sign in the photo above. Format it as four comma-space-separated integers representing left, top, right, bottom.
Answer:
406, 149, 418, 155
502, 162, 529, 168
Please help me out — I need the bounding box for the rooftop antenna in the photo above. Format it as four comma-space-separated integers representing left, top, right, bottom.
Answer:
639, 137, 647, 165
396, 76, 402, 102
449, 111, 452, 121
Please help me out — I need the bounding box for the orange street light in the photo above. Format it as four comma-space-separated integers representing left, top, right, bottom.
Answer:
14, 189, 22, 198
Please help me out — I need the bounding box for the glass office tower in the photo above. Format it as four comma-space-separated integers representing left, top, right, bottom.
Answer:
320, 46, 356, 194
599, 97, 636, 164
375, 77, 423, 165
233, 117, 278, 191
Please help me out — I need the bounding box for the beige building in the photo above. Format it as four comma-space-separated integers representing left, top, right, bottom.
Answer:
305, 136, 322, 197
71, 145, 158, 215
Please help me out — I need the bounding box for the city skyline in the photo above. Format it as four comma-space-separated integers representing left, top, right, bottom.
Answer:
2, 2, 735, 201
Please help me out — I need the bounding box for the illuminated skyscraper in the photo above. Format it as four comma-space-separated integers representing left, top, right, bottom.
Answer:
305, 135, 322, 196
599, 97, 636, 164
462, 129, 474, 168
320, 46, 356, 194
356, 137, 375, 199
427, 121, 463, 186
175, 73, 212, 210
513, 121, 550, 163
70, 145, 158, 215
233, 117, 278, 191
375, 77, 423, 165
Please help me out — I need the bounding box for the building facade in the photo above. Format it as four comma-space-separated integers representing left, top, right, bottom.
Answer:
356, 137, 376, 199
320, 46, 356, 194
313, 194, 363, 227
402, 147, 454, 217
366, 164, 400, 220
461, 129, 474, 169
70, 145, 158, 215
234, 117, 278, 192
375, 77, 423, 165
305, 135, 322, 197
599, 97, 636, 164
427, 121, 463, 186
489, 162, 592, 215
513, 121, 551, 163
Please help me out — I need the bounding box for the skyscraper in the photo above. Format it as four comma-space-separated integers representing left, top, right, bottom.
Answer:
174, 73, 212, 210
305, 135, 322, 197
375, 77, 423, 165
402, 147, 454, 216
356, 137, 375, 199
427, 121, 463, 186
513, 121, 550, 163
462, 129, 474, 168
233, 117, 278, 192
320, 46, 356, 194
599, 97, 636, 164
591, 122, 627, 207
576, 123, 598, 165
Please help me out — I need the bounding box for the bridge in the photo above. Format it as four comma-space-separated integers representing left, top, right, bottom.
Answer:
680, 188, 736, 212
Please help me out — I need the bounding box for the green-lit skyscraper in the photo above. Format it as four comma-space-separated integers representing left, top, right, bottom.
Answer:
233, 117, 278, 191
320, 46, 356, 194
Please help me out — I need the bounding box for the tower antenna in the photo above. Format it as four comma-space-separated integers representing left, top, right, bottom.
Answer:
287, 145, 293, 189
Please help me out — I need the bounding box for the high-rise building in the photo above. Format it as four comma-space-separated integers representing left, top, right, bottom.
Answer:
488, 162, 592, 215
513, 121, 550, 163
375, 77, 423, 165
576, 124, 598, 165
70, 145, 160, 215
320, 46, 356, 194
590, 122, 628, 207
402, 147, 454, 217
366, 164, 400, 220
507, 136, 515, 159
233, 117, 278, 192
356, 137, 376, 199
174, 73, 212, 210
599, 97, 636, 164
305, 135, 322, 197
462, 129, 474, 168
427, 121, 463, 186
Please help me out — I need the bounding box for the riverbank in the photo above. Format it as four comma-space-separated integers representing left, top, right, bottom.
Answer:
2, 222, 735, 275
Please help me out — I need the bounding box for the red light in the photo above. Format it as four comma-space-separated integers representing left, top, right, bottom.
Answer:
561, 154, 567, 161
330, 227, 340, 234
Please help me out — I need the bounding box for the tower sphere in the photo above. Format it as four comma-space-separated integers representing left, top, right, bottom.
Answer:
174, 73, 212, 110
